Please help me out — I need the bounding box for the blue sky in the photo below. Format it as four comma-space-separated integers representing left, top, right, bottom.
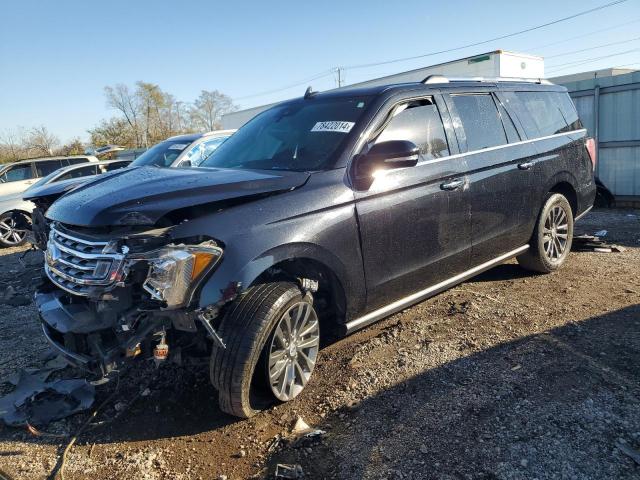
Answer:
1, 0, 638, 142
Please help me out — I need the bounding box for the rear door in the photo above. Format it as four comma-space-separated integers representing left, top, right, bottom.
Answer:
444, 90, 537, 265
354, 94, 472, 311
35, 160, 65, 178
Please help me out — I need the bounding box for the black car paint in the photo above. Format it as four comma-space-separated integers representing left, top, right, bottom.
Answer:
46, 165, 311, 227
36, 80, 595, 373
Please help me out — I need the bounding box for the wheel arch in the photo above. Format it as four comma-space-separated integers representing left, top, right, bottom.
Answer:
544, 170, 578, 216
199, 242, 360, 333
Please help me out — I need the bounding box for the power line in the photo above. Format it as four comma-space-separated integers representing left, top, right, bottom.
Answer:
546, 48, 640, 73
342, 0, 628, 70
527, 17, 640, 50
544, 36, 640, 58
232, 70, 334, 101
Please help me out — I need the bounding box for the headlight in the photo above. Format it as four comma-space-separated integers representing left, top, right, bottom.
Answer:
140, 245, 222, 308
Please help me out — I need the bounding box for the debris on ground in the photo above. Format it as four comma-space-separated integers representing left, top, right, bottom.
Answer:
0, 356, 95, 426
274, 463, 304, 479
447, 300, 471, 315
572, 234, 626, 253
616, 440, 640, 466
292, 416, 311, 434
594, 229, 608, 237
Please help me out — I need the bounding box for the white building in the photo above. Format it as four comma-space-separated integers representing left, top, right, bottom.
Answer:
222, 50, 544, 129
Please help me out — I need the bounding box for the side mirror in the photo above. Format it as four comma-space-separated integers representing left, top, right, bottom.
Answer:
357, 140, 419, 176
180, 160, 192, 168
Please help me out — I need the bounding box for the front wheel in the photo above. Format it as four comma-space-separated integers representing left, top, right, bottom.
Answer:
0, 213, 29, 248
210, 282, 320, 418
517, 193, 574, 273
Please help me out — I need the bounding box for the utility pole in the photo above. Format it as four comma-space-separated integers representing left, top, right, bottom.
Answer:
335, 67, 344, 88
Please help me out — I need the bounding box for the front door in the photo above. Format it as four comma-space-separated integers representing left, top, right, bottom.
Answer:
0, 163, 36, 196
354, 95, 472, 312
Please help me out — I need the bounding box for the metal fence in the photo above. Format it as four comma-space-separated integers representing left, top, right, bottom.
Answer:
559, 71, 640, 201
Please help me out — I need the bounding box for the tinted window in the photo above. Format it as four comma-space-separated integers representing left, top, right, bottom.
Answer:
102, 161, 130, 172
67, 157, 91, 165
35, 160, 64, 177
556, 93, 583, 131
201, 96, 371, 172
2, 164, 34, 182
131, 140, 194, 168
451, 94, 507, 151
375, 99, 449, 160
496, 100, 520, 142
56, 165, 98, 182
507, 91, 570, 138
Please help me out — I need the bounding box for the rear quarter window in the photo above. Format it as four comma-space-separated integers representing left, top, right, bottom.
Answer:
504, 91, 578, 138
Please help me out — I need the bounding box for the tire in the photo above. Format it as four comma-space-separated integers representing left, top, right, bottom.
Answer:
210, 282, 320, 418
517, 193, 574, 273
0, 213, 29, 248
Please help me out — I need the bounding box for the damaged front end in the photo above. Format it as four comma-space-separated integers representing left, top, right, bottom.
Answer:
37, 222, 224, 378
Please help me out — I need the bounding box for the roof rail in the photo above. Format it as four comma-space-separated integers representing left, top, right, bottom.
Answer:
421, 75, 552, 85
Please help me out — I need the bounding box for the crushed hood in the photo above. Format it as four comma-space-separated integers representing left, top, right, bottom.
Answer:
23, 176, 92, 202
46, 166, 310, 227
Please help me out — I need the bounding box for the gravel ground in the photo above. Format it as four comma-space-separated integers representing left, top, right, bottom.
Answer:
0, 209, 639, 480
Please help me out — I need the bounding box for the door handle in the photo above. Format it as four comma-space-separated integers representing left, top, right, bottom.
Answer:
518, 161, 534, 170
440, 179, 464, 191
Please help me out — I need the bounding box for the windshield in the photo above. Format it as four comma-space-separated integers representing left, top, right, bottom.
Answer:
131, 139, 197, 167
200, 96, 371, 172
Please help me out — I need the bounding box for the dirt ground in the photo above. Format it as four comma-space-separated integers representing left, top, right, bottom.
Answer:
0, 209, 639, 480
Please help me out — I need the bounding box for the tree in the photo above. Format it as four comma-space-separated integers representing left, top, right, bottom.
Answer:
25, 126, 60, 156
0, 128, 28, 163
104, 84, 142, 147
88, 117, 135, 148
57, 138, 85, 156
190, 90, 236, 131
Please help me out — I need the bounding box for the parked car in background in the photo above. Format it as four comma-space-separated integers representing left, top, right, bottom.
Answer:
0, 156, 98, 247
0, 156, 97, 197
130, 130, 236, 168
37, 77, 595, 418
21, 160, 132, 249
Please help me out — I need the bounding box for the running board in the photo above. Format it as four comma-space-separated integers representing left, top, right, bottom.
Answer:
344, 245, 530, 335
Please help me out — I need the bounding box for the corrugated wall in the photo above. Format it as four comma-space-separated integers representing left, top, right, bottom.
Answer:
559, 71, 640, 198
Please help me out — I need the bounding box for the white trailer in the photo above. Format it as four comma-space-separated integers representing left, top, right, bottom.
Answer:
222, 50, 544, 129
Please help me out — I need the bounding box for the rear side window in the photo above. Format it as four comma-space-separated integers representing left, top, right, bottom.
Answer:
375, 99, 450, 160
556, 93, 583, 131
35, 160, 64, 177
56, 165, 98, 182
451, 94, 507, 151
505, 91, 578, 138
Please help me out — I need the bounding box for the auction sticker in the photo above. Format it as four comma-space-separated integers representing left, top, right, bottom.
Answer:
168, 143, 189, 150
311, 121, 355, 133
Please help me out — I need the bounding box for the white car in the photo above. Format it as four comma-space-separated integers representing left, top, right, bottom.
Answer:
0, 156, 98, 197
0, 156, 98, 247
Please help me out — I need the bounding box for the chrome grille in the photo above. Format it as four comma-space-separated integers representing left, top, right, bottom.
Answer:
45, 226, 125, 296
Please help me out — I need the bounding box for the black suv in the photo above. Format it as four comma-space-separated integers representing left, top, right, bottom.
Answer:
36, 76, 596, 418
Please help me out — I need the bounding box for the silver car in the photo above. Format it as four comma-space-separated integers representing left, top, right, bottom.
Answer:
129, 130, 235, 168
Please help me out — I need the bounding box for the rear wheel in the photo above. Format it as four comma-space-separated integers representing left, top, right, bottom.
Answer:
0, 213, 29, 248
517, 193, 574, 273
210, 282, 320, 418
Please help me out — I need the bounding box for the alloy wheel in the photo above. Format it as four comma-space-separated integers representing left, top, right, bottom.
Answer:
543, 205, 569, 261
0, 216, 27, 246
267, 301, 320, 401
